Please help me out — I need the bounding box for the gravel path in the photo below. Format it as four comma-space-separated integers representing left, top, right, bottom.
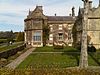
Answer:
6, 48, 35, 69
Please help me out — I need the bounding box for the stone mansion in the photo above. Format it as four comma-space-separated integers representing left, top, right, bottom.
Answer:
24, 0, 100, 49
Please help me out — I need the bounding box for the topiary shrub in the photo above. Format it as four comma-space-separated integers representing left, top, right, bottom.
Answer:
88, 45, 96, 52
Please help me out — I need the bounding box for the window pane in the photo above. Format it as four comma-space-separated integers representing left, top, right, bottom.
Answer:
33, 32, 41, 41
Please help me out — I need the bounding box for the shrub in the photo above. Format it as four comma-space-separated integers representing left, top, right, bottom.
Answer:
0, 68, 100, 75
88, 46, 96, 52
54, 45, 63, 49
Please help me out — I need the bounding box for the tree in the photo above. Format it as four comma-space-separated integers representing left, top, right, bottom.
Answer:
43, 25, 50, 46
7, 30, 14, 43
79, 0, 89, 68
16, 32, 24, 42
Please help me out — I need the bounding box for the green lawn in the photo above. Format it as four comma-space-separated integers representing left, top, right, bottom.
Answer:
0, 39, 7, 45
17, 46, 100, 69
0, 42, 24, 52
34, 46, 79, 52
17, 53, 78, 69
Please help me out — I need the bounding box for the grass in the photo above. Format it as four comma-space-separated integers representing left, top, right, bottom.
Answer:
17, 53, 78, 69
0, 42, 24, 52
0, 39, 7, 42
17, 46, 100, 69
17, 54, 100, 68
34, 46, 79, 52
17, 53, 100, 69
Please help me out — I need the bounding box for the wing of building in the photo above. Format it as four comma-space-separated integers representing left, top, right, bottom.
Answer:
73, 0, 100, 49
24, 6, 76, 47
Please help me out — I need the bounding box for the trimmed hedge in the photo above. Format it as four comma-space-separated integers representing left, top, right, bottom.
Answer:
0, 44, 26, 59
54, 45, 64, 49
0, 67, 100, 75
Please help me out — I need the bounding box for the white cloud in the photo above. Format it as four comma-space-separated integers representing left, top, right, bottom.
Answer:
0, 0, 99, 32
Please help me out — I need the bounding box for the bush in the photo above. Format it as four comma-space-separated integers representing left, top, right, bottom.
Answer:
54, 45, 63, 49
0, 68, 100, 75
88, 46, 96, 52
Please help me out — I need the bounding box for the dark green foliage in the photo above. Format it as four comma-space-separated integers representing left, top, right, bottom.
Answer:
54, 45, 64, 49
0, 30, 15, 44
16, 32, 24, 42
6, 30, 14, 43
34, 46, 79, 52
72, 21, 78, 47
72, 17, 82, 48
43, 25, 50, 46
88, 46, 96, 52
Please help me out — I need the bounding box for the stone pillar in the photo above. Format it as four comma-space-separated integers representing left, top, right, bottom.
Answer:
79, 0, 89, 68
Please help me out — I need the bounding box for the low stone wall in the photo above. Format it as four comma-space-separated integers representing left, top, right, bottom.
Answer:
0, 44, 26, 59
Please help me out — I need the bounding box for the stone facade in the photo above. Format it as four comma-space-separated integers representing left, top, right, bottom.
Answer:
24, 6, 75, 47
74, 0, 100, 49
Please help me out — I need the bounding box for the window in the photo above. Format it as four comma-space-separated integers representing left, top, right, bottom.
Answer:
58, 33, 63, 41
50, 25, 53, 31
68, 31, 71, 40
59, 25, 62, 30
49, 34, 53, 40
33, 32, 41, 41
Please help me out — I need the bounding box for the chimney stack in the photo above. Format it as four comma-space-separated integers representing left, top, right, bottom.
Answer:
36, 6, 43, 13
69, 14, 71, 16
55, 13, 57, 16
29, 9, 31, 15
72, 6, 75, 17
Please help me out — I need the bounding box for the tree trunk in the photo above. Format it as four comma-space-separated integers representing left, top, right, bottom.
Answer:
79, 0, 89, 68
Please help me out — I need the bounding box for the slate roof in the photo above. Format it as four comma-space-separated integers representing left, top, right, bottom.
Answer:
47, 16, 75, 21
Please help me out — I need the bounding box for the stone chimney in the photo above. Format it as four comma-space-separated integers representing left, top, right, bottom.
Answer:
69, 14, 71, 16
36, 6, 43, 13
37, 6, 42, 10
55, 13, 57, 16
72, 6, 75, 17
89, 0, 92, 9
29, 9, 31, 15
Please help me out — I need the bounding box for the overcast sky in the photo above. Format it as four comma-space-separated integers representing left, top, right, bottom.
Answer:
0, 0, 99, 32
